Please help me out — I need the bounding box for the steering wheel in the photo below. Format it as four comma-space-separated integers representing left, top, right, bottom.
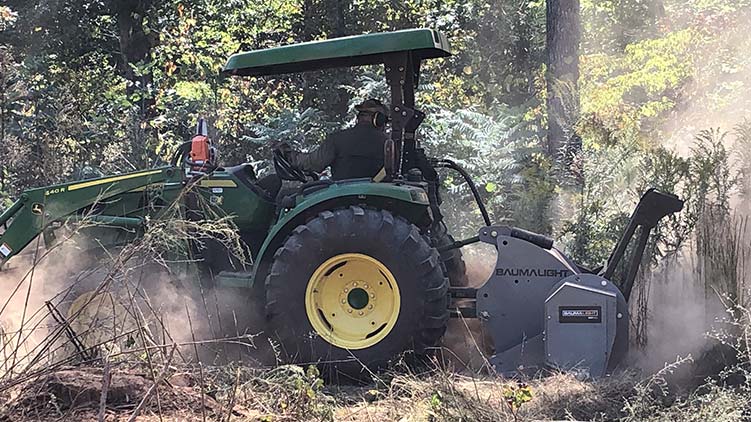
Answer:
273, 149, 308, 183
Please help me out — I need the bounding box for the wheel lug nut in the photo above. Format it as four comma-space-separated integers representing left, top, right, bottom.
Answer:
353, 282, 358, 286
344, 288, 348, 293
368, 305, 373, 309
341, 300, 346, 304
348, 309, 353, 313
370, 293, 375, 298
364, 284, 368, 289
358, 311, 363, 315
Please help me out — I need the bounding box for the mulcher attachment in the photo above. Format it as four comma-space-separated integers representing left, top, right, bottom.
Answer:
450, 189, 683, 378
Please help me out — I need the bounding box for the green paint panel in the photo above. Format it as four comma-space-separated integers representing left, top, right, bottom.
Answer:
223, 28, 451, 76
196, 170, 276, 231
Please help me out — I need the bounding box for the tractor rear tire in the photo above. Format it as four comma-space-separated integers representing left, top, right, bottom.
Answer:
264, 206, 449, 380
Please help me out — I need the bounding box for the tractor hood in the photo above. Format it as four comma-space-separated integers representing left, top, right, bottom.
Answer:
222, 28, 451, 76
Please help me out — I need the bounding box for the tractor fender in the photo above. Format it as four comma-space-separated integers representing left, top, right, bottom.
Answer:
249, 181, 432, 292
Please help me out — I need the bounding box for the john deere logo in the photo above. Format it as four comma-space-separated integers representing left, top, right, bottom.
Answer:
31, 203, 44, 215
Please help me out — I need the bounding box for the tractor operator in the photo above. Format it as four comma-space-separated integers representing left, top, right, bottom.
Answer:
280, 99, 389, 180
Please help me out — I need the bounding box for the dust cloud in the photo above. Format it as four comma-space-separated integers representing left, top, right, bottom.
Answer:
654, 6, 751, 160
141, 270, 271, 366
0, 243, 85, 377
644, 8, 751, 372
0, 237, 269, 381
628, 256, 720, 374
632, 212, 751, 378
440, 243, 496, 373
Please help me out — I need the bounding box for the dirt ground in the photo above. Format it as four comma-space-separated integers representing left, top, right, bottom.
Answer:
0, 361, 645, 422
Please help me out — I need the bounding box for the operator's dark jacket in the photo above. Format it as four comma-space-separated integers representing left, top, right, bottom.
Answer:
289, 124, 386, 180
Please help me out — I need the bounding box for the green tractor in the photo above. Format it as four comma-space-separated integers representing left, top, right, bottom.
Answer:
0, 29, 683, 379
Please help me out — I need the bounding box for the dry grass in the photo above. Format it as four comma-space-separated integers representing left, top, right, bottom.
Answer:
0, 353, 747, 422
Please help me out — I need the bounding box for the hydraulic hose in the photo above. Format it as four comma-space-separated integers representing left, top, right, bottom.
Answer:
432, 158, 492, 227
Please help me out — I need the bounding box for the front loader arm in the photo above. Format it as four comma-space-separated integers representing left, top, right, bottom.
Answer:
0, 167, 180, 267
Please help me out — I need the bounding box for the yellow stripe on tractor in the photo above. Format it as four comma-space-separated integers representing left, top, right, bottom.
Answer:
68, 170, 163, 191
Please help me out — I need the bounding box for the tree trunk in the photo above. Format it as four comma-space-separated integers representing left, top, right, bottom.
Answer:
331, 0, 346, 37
112, 0, 158, 162
545, 0, 580, 158
114, 0, 156, 110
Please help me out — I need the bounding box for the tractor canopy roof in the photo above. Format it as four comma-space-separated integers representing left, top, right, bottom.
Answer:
222, 28, 451, 77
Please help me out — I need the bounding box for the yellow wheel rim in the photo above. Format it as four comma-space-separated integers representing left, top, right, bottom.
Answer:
305, 253, 400, 350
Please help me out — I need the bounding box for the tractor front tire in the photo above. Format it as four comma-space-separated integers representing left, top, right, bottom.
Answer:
265, 207, 449, 380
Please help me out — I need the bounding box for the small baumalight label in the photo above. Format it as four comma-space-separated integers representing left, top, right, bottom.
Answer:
559, 306, 602, 323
